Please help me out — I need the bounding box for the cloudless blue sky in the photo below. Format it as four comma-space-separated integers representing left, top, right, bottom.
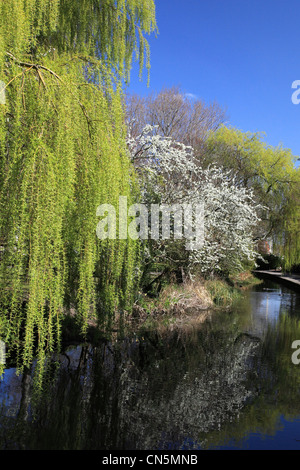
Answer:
126, 0, 300, 160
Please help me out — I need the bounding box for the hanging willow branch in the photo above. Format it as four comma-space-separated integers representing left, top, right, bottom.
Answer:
5, 51, 62, 81
5, 51, 93, 137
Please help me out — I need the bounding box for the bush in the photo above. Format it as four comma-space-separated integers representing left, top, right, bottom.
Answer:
289, 264, 300, 273
256, 254, 282, 270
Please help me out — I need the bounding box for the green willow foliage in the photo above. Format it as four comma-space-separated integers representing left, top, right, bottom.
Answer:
0, 0, 157, 378
206, 126, 300, 271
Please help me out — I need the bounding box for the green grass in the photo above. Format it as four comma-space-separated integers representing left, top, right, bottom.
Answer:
204, 279, 241, 307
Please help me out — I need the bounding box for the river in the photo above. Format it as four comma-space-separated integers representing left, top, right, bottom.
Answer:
0, 278, 300, 450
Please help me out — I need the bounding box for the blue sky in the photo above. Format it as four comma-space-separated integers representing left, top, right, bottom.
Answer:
126, 0, 300, 160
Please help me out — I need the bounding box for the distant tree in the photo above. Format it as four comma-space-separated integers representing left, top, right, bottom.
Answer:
126, 85, 227, 157
205, 126, 300, 269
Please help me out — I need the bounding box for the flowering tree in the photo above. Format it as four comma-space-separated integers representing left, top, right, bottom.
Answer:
128, 125, 262, 287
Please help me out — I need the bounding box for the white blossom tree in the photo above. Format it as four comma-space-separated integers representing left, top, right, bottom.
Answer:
127, 125, 262, 287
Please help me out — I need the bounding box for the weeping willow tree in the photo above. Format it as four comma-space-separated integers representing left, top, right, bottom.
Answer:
205, 126, 300, 272
275, 169, 300, 271
0, 0, 157, 378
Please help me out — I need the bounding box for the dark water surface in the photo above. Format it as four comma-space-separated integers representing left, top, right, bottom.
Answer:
0, 278, 300, 450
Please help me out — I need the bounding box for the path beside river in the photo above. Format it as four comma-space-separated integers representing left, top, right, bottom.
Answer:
254, 270, 300, 292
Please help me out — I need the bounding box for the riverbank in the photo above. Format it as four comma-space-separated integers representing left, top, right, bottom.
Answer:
253, 270, 300, 293
58, 272, 263, 347
124, 272, 262, 333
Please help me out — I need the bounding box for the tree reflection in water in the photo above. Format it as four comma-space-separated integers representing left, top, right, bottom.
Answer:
0, 280, 300, 450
